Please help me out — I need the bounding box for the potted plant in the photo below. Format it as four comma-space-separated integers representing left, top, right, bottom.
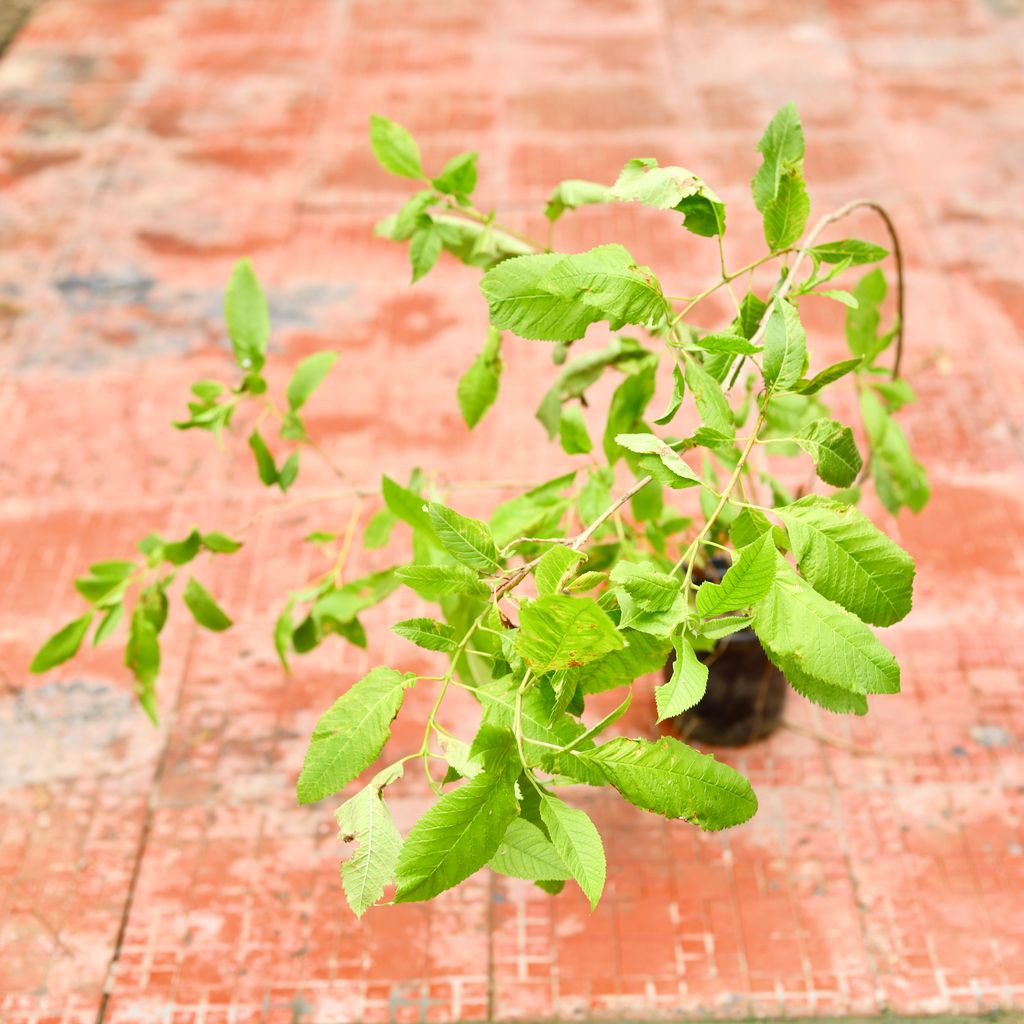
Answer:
31, 104, 928, 915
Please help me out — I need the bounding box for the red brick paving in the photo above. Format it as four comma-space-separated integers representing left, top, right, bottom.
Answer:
2, 0, 1024, 1021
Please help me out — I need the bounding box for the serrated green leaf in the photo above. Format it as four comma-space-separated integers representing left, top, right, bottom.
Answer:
570, 630, 671, 694
793, 357, 862, 395
381, 474, 435, 539
615, 433, 701, 487
457, 326, 502, 428
558, 404, 593, 454
391, 617, 457, 652
763, 299, 808, 392
611, 158, 725, 237
478, 677, 586, 756
369, 114, 423, 179
609, 560, 681, 613
810, 239, 888, 266
564, 570, 608, 594
337, 764, 405, 917
685, 357, 735, 439
410, 219, 442, 283
297, 667, 416, 804
539, 793, 606, 908
792, 418, 863, 487
394, 765, 518, 903
286, 351, 338, 411
695, 332, 761, 356
763, 167, 809, 250
225, 258, 269, 373
534, 546, 585, 597
489, 817, 572, 881
480, 244, 668, 342
183, 576, 233, 632
655, 635, 708, 721
395, 564, 487, 600
698, 614, 752, 640
752, 553, 899, 712
426, 502, 499, 570
517, 595, 624, 673
544, 179, 615, 222
30, 612, 94, 672
577, 736, 757, 829
775, 496, 914, 627
752, 102, 805, 214
696, 531, 777, 616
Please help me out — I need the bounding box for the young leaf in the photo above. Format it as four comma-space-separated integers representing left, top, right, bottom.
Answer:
577, 736, 757, 830
248, 430, 278, 487
695, 332, 761, 356
810, 240, 888, 266
297, 667, 416, 804
695, 531, 777, 616
517, 595, 625, 673
534, 546, 585, 597
432, 151, 478, 196
615, 432, 701, 487
611, 158, 725, 237
544, 179, 614, 222
846, 268, 887, 358
763, 166, 809, 250
336, 764, 405, 918
426, 502, 500, 570
391, 617, 457, 652
201, 531, 244, 554
369, 114, 423, 179
394, 763, 518, 903
752, 553, 899, 712
654, 635, 709, 721
277, 452, 299, 492
489, 818, 572, 881
457, 327, 503, 429
602, 363, 657, 461
395, 564, 488, 600
286, 352, 338, 411
763, 299, 808, 392
93, 602, 124, 646
30, 612, 94, 672
558, 405, 593, 454
775, 496, 914, 627
564, 570, 608, 594
410, 219, 442, 282
653, 363, 686, 426
480, 244, 669, 342
792, 418, 863, 487
539, 793, 606, 908
752, 102, 804, 212
125, 608, 160, 725
684, 357, 735, 440
225, 258, 269, 372
381, 474, 436, 539
183, 577, 233, 632
793, 357, 862, 396
609, 560, 681, 613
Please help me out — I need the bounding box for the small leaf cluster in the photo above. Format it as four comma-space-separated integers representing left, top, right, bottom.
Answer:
34, 104, 929, 917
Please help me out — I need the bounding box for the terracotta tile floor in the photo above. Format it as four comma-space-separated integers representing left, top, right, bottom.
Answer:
2, 1, 1024, 1022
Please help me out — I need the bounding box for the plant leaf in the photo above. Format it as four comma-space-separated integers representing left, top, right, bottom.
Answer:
544, 179, 614, 222
457, 327, 502, 428
489, 818, 572, 881
534, 547, 585, 597
752, 102, 804, 213
792, 418, 863, 487
539, 793, 606, 908
576, 736, 757, 830
653, 363, 686, 426
426, 502, 500, 570
763, 299, 808, 392
369, 114, 423, 179
558, 405, 593, 454
395, 564, 488, 600
685, 357, 735, 439
775, 496, 914, 626
517, 595, 625, 673
183, 577, 233, 632
297, 667, 416, 804
480, 244, 669, 342
432, 150, 478, 195
394, 764, 518, 903
810, 240, 888, 266
611, 158, 725, 237
695, 531, 777, 616
793, 357, 862, 396
654, 635, 708, 721
391, 617, 457, 652
615, 432, 701, 487
225, 258, 269, 372
30, 612, 94, 672
336, 764, 405, 917
286, 352, 338, 411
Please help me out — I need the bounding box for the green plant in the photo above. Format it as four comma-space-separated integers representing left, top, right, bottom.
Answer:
33, 104, 928, 916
